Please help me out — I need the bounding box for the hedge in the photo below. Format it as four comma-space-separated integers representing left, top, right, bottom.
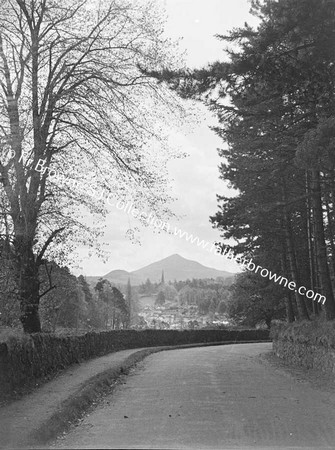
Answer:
0, 328, 269, 397
271, 320, 335, 373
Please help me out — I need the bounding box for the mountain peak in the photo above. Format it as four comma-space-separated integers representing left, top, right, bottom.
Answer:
165, 253, 183, 260
131, 254, 233, 283
101, 254, 235, 285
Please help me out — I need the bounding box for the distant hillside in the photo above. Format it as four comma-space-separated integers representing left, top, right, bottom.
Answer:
85, 270, 141, 289
102, 270, 142, 286
98, 254, 235, 286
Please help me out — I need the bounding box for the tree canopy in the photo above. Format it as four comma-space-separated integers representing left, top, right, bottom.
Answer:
0, 0, 189, 332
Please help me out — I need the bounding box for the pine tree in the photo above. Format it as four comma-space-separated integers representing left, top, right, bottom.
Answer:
149, 0, 335, 321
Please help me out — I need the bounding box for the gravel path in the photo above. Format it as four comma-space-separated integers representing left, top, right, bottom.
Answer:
51, 343, 335, 449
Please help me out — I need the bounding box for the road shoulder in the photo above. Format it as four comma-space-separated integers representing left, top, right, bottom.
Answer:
0, 347, 164, 449
260, 350, 335, 395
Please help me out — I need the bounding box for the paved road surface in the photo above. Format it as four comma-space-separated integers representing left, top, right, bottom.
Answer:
51, 343, 335, 449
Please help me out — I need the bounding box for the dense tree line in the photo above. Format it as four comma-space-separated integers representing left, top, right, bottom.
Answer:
94, 279, 130, 330
0, 254, 138, 332
152, 0, 335, 323
227, 272, 286, 329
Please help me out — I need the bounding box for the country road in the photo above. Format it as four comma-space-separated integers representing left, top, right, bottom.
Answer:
51, 343, 335, 449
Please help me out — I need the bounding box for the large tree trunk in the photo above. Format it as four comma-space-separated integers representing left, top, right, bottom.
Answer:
283, 221, 309, 320
280, 251, 295, 322
306, 172, 319, 315
311, 169, 335, 319
281, 184, 310, 320
14, 241, 41, 333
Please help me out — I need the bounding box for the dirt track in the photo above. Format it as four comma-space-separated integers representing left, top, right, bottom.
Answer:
51, 343, 335, 449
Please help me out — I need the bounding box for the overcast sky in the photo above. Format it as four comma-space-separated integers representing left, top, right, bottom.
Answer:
74, 0, 259, 277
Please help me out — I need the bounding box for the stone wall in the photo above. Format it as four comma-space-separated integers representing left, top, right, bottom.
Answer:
0, 328, 269, 397
271, 321, 335, 373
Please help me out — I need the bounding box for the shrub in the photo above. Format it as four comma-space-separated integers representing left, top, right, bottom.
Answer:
271, 319, 335, 348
